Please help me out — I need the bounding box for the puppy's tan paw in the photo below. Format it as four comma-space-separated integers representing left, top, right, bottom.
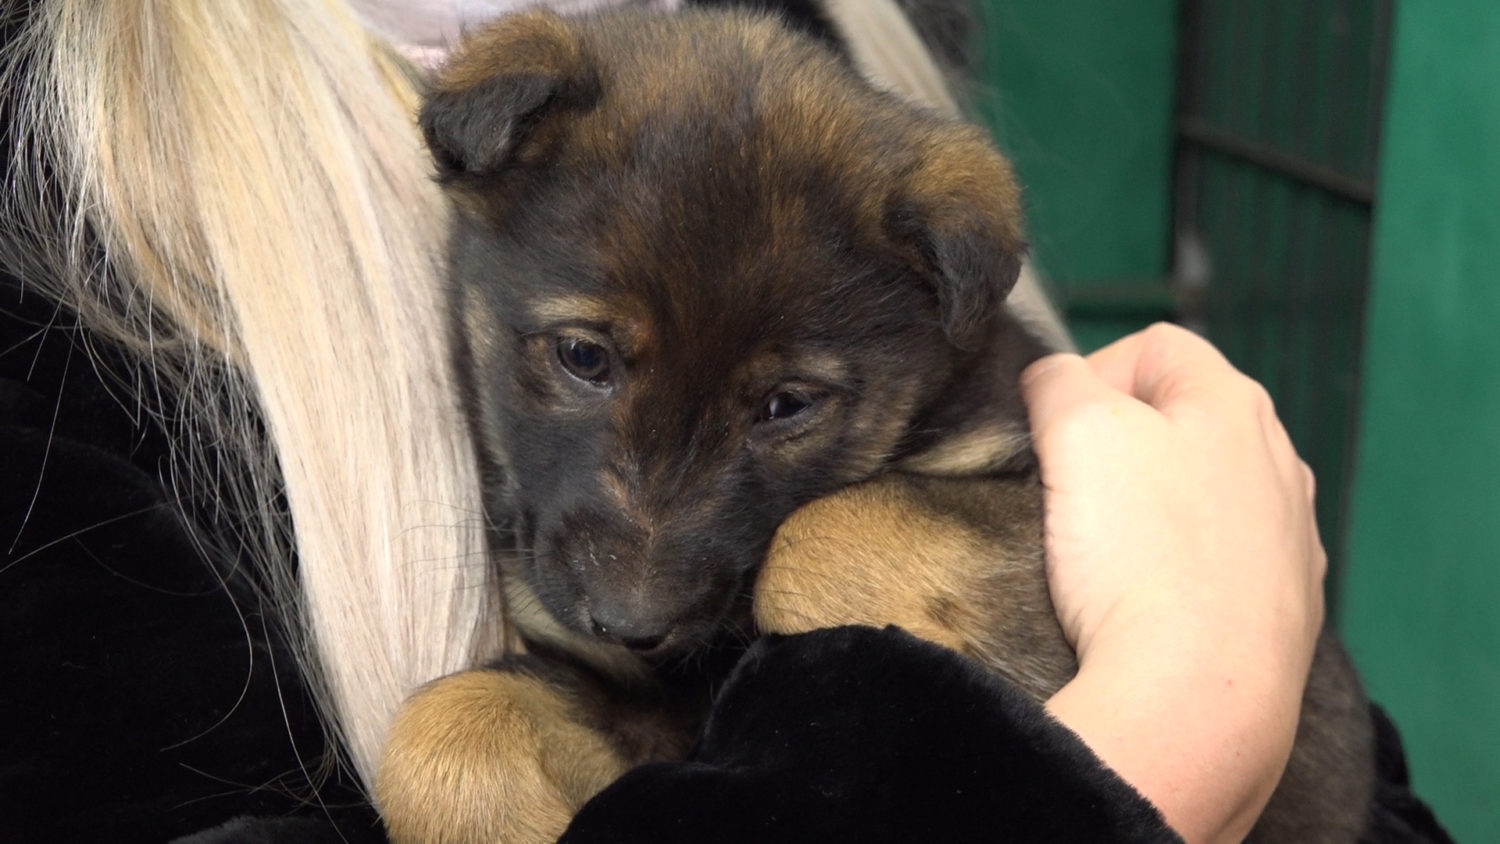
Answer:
755, 476, 980, 652
376, 669, 627, 844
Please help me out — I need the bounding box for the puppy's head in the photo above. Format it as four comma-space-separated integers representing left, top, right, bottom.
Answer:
426, 10, 1038, 655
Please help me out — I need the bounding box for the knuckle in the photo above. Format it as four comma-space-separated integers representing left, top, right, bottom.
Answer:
1143, 321, 1189, 344
1238, 374, 1275, 411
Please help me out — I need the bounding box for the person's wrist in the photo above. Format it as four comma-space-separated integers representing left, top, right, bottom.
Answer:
1048, 603, 1310, 843
1077, 593, 1315, 747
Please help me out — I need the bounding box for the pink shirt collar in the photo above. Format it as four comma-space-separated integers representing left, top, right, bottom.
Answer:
349, 0, 682, 67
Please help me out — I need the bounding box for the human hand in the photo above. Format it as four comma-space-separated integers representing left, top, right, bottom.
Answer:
1022, 323, 1326, 843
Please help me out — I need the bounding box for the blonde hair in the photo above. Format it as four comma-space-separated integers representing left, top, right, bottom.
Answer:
0, 0, 1069, 800
2, 0, 501, 786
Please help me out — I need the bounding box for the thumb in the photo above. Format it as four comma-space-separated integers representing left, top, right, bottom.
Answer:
1020, 353, 1134, 440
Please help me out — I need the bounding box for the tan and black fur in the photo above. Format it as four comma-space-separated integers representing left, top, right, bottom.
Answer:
376, 9, 1374, 842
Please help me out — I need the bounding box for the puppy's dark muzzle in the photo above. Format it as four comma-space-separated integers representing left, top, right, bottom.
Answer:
587, 593, 673, 652
550, 505, 763, 653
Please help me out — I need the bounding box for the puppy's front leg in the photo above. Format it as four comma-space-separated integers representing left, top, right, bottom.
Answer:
376, 664, 630, 844
756, 472, 1074, 699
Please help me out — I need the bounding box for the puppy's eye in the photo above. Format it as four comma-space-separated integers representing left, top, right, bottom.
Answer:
557, 337, 611, 385
758, 391, 811, 423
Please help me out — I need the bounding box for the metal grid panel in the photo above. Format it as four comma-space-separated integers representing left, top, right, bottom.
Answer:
1173, 0, 1393, 596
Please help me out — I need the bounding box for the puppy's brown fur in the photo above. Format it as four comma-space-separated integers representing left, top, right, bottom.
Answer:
758, 473, 1070, 700
377, 9, 1374, 843
380, 670, 624, 843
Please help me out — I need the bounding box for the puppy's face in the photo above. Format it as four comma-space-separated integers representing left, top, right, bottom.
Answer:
426, 10, 1033, 654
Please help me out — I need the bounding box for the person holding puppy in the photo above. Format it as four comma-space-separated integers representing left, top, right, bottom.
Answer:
1, 0, 1445, 840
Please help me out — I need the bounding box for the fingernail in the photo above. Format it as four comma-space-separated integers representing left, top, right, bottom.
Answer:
1020, 353, 1082, 387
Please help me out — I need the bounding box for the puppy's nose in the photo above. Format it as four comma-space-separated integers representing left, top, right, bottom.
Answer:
588, 600, 670, 651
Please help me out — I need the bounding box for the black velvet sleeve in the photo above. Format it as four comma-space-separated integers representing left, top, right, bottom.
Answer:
560, 626, 1456, 843
0, 273, 385, 843
562, 625, 1181, 844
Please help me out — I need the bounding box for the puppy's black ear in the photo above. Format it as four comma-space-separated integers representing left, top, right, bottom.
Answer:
889, 127, 1029, 350
421, 10, 600, 181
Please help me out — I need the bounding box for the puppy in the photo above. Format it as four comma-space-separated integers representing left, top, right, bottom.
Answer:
377, 9, 1374, 843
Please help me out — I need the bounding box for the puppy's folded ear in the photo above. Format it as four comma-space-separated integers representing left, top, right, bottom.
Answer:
889, 127, 1029, 350
421, 11, 601, 182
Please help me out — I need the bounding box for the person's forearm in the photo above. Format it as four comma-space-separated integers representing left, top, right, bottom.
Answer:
1045, 626, 1304, 844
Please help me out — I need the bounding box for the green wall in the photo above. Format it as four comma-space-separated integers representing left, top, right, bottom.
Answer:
1339, 1, 1500, 839
972, 1, 1178, 351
